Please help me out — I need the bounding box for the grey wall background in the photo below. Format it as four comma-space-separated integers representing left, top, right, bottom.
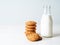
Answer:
0, 0, 60, 26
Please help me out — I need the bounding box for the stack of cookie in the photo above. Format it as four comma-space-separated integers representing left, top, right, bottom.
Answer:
25, 21, 36, 35
25, 21, 42, 42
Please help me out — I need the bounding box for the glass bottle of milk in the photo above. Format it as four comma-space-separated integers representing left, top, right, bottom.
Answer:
40, 5, 53, 38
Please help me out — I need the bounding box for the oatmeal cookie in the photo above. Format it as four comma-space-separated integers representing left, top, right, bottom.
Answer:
25, 21, 36, 26
26, 32, 42, 41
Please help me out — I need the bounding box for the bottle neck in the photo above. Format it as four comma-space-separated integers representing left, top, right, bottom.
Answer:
44, 5, 51, 15
44, 6, 47, 14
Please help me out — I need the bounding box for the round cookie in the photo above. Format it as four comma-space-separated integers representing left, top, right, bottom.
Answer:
25, 30, 36, 33
25, 25, 36, 29
25, 28, 36, 31
25, 31, 36, 36
25, 21, 36, 26
26, 33, 42, 41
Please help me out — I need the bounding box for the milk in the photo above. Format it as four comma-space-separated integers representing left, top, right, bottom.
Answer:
40, 5, 53, 37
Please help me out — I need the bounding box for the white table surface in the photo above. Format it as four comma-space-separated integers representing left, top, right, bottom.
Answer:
0, 25, 60, 45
